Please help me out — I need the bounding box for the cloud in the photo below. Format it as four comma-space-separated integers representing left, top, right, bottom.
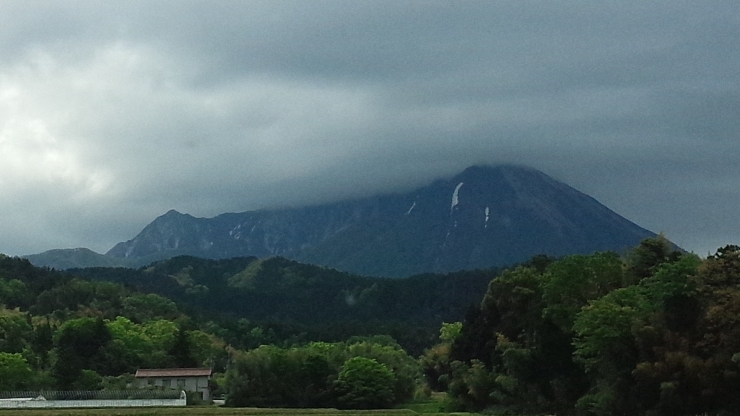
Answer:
0, 1, 739, 256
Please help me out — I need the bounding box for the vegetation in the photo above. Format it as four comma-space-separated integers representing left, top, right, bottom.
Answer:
69, 256, 493, 356
0, 254, 469, 409
224, 338, 419, 409
0, 255, 224, 391
422, 237, 740, 415
5, 236, 740, 415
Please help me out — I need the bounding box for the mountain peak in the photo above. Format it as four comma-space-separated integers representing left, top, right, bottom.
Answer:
98, 165, 655, 276
161, 209, 187, 218
458, 163, 531, 175
450, 164, 549, 187
24, 247, 124, 269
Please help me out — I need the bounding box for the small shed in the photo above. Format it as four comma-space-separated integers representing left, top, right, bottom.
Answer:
134, 368, 212, 401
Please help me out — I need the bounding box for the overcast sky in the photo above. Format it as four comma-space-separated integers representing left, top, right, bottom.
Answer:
1, 1, 738, 257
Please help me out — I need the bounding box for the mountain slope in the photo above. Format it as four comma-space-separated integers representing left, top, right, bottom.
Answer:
24, 248, 128, 269
104, 165, 656, 276
70, 254, 496, 355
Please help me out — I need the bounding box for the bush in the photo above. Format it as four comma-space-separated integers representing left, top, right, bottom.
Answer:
334, 356, 395, 409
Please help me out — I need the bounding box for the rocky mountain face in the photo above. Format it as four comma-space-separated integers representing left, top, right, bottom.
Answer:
103, 165, 655, 277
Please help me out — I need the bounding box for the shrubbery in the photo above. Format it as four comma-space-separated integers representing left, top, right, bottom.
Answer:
224, 339, 419, 409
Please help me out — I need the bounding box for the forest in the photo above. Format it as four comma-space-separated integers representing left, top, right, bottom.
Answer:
0, 253, 488, 407
423, 239, 740, 415
2, 237, 740, 415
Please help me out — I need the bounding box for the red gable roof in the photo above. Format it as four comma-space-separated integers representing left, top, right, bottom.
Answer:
135, 368, 212, 378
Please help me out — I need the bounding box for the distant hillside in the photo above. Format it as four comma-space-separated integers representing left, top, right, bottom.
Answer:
31, 165, 658, 276
72, 255, 493, 325
24, 248, 128, 269
70, 255, 496, 354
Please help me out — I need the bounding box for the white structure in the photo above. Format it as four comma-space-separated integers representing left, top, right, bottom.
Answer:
0, 391, 186, 409
135, 368, 212, 401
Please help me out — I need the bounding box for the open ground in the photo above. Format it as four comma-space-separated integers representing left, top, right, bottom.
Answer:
0, 407, 464, 416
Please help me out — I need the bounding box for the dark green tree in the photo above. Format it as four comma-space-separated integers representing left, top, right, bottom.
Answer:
168, 326, 199, 368
30, 319, 54, 369
52, 317, 112, 388
626, 235, 680, 281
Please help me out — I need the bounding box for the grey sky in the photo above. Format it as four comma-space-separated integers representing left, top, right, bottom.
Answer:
1, 1, 738, 257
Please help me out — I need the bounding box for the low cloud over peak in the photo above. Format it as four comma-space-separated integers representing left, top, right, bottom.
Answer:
1, 1, 738, 256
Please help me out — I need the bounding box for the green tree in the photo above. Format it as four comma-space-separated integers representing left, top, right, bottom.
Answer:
421, 322, 462, 391
447, 359, 496, 411
52, 317, 112, 388
542, 252, 625, 331
0, 279, 31, 309
72, 369, 103, 390
572, 253, 703, 416
30, 319, 54, 369
346, 340, 419, 404
334, 356, 395, 409
188, 329, 224, 368
0, 307, 33, 353
439, 321, 462, 343
142, 319, 179, 367
106, 316, 180, 369
626, 235, 679, 281
572, 285, 647, 415
106, 317, 152, 357
168, 325, 199, 368
225, 345, 297, 407
0, 352, 32, 390
448, 254, 631, 413
121, 293, 179, 323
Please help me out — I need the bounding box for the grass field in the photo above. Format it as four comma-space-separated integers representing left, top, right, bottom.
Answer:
0, 392, 463, 416
0, 407, 464, 416
0, 394, 465, 416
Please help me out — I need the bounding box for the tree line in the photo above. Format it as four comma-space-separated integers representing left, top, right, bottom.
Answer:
6, 237, 740, 413
0, 255, 220, 390
422, 237, 740, 415
69, 255, 493, 356
224, 337, 419, 409
0, 254, 425, 408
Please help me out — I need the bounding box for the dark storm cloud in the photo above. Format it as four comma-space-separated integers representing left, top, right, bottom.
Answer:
0, 1, 738, 256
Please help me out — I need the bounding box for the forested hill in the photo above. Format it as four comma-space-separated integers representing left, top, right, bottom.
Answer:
0, 253, 436, 406
69, 255, 495, 353
0, 253, 206, 390
8, 238, 740, 414
99, 165, 655, 277
422, 239, 740, 416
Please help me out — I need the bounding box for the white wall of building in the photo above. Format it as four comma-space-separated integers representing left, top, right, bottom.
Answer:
135, 376, 210, 400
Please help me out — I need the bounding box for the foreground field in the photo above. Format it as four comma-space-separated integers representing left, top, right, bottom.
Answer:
0, 406, 466, 416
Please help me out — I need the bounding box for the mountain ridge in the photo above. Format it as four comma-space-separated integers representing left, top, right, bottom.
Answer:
29, 165, 657, 276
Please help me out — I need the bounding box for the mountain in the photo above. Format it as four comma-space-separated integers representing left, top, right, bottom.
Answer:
101, 165, 656, 277
24, 247, 128, 269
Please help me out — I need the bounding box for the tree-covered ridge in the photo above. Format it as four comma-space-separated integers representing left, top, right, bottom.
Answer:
0, 255, 427, 409
10, 238, 740, 413
70, 256, 493, 354
423, 238, 740, 416
0, 253, 474, 408
0, 255, 221, 391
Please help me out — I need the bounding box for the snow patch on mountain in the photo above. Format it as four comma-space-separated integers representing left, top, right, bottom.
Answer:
451, 182, 463, 213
